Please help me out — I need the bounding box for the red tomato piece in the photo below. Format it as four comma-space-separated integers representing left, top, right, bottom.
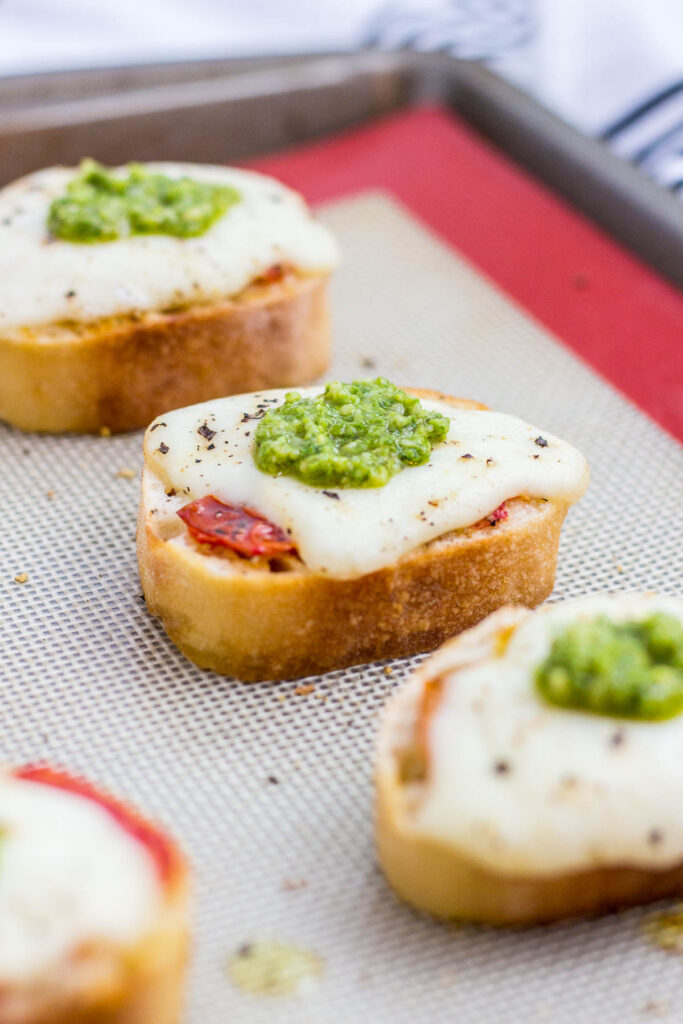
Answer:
254, 262, 287, 284
488, 502, 509, 524
177, 495, 297, 558
472, 501, 509, 530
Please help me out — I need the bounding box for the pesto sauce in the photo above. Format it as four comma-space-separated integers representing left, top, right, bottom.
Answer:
227, 940, 324, 997
535, 614, 683, 720
254, 378, 450, 488
47, 159, 240, 243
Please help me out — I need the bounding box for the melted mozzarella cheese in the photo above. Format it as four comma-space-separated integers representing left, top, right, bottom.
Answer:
414, 593, 683, 875
0, 775, 162, 980
0, 163, 338, 330
144, 388, 589, 580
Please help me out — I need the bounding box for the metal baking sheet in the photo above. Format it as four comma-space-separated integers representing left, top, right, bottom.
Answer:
1, 193, 682, 1023
1, 50, 682, 289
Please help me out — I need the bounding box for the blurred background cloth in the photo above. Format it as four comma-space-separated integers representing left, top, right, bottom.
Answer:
1, 0, 683, 194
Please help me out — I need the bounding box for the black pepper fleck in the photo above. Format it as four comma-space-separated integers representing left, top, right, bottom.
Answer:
198, 422, 216, 441
65, 289, 76, 299
157, 442, 169, 455
610, 729, 626, 748
494, 760, 511, 775
207, 443, 215, 451
461, 453, 474, 460
267, 775, 279, 785
648, 828, 664, 845
534, 436, 548, 448
322, 490, 340, 500
150, 421, 166, 432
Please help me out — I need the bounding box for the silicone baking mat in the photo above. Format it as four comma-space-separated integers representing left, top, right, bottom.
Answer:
1, 193, 682, 1023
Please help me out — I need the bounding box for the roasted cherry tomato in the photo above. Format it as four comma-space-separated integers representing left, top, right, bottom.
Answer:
177, 495, 297, 558
486, 502, 509, 525
254, 262, 288, 284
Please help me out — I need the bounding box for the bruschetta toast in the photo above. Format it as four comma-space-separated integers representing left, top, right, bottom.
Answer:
0, 764, 188, 1023
376, 593, 683, 924
0, 161, 337, 433
137, 380, 588, 681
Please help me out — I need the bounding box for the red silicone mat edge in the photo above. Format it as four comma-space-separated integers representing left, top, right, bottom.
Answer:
248, 105, 683, 442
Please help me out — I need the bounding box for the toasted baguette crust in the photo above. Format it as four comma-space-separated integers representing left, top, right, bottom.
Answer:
137, 392, 574, 682
375, 617, 683, 926
3, 838, 189, 1024
0, 271, 330, 434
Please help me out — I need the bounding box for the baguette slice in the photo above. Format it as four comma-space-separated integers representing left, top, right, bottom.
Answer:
138, 391, 576, 682
376, 600, 683, 925
0, 765, 189, 1024
0, 269, 330, 434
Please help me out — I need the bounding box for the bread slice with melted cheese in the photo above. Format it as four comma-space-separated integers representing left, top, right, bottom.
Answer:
137, 391, 580, 682
376, 596, 683, 925
0, 161, 336, 434
0, 765, 189, 1024
0, 268, 330, 434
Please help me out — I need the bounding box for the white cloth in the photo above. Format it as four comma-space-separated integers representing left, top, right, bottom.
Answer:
1, 0, 682, 189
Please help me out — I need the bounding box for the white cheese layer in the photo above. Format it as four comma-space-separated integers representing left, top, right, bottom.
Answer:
0, 163, 339, 331
413, 593, 683, 875
0, 774, 163, 980
144, 388, 589, 580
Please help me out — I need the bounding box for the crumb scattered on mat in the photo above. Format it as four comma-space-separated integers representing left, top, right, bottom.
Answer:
282, 878, 308, 891
643, 906, 683, 952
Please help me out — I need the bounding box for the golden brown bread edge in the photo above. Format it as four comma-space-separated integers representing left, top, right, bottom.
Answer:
0, 270, 330, 434
375, 617, 683, 927
8, 857, 189, 1024
137, 391, 574, 682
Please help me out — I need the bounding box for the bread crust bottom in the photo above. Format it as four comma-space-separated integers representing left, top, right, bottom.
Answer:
138, 465, 570, 682
376, 774, 683, 925
0, 272, 330, 434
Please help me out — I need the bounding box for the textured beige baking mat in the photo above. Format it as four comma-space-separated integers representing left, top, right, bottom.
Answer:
1, 193, 682, 1024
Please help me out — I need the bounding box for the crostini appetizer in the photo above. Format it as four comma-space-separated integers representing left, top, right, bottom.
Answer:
0, 159, 338, 433
0, 764, 188, 1023
376, 592, 683, 924
137, 378, 588, 681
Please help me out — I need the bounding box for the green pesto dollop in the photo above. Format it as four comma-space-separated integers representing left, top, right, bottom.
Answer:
253, 378, 450, 488
535, 613, 683, 720
47, 159, 240, 243
227, 940, 324, 998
